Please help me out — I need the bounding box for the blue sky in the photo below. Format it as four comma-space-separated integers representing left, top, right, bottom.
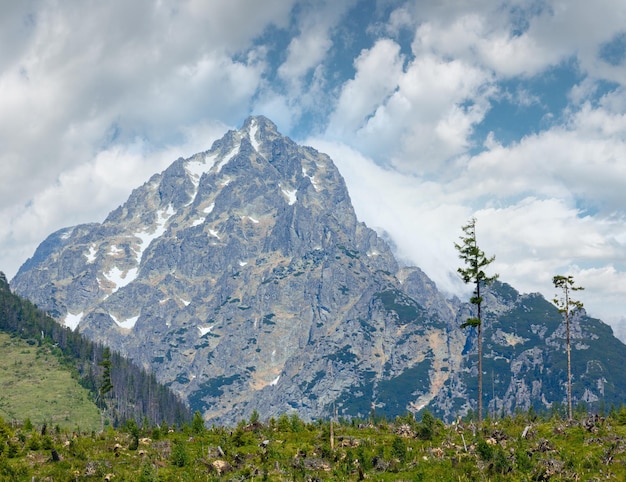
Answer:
1, 0, 626, 339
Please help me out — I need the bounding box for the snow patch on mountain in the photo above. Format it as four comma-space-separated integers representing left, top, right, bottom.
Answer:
110, 313, 139, 330
191, 203, 215, 227
216, 144, 240, 173
249, 119, 261, 152
281, 186, 297, 205
64, 311, 83, 331
198, 325, 214, 337
186, 152, 218, 187
85, 244, 97, 263
103, 266, 138, 293
302, 168, 320, 191
185, 153, 219, 204
134, 205, 175, 262
109, 245, 123, 256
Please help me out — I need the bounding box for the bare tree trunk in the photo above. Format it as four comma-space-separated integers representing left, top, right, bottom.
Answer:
566, 311, 572, 420
552, 275, 583, 421
330, 404, 337, 451
478, 322, 483, 423
477, 283, 483, 424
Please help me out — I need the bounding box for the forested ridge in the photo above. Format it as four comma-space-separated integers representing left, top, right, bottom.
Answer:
0, 272, 191, 428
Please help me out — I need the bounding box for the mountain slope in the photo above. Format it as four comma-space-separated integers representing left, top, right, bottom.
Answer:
0, 331, 101, 431
416, 280, 626, 420
11, 116, 626, 424
0, 272, 191, 427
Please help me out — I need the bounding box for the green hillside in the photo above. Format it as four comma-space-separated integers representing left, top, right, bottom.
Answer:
0, 271, 192, 428
0, 332, 101, 432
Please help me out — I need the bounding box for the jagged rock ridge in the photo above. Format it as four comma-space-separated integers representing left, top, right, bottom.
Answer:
12, 116, 626, 424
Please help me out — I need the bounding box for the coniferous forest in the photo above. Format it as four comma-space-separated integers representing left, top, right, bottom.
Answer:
0, 272, 191, 429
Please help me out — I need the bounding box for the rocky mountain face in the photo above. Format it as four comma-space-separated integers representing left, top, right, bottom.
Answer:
11, 116, 626, 424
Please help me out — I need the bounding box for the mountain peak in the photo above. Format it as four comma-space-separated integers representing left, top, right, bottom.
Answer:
11, 116, 626, 425
182, 115, 294, 191
11, 117, 409, 423
242, 114, 278, 134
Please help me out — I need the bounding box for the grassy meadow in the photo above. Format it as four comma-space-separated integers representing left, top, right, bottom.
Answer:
0, 332, 101, 432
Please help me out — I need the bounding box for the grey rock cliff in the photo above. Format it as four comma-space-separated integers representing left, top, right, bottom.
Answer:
12, 116, 626, 424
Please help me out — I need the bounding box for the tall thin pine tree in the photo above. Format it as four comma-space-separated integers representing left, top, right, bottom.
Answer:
553, 274, 584, 420
455, 218, 498, 423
